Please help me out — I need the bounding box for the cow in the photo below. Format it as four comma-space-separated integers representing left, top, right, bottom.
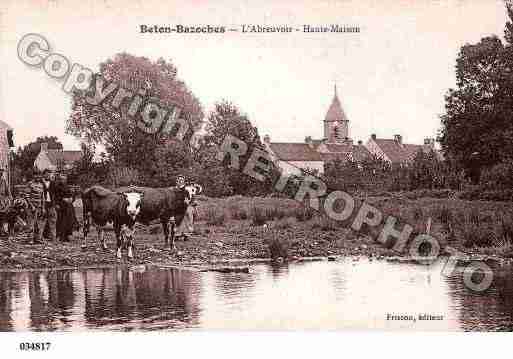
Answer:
81, 186, 143, 258
116, 183, 202, 251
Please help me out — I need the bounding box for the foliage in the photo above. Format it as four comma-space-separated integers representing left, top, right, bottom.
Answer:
439, 4, 513, 181
106, 166, 142, 187
201, 100, 278, 197
479, 159, 513, 190
67, 143, 110, 188
66, 53, 203, 174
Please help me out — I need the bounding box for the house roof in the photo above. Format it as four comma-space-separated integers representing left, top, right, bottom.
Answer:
269, 143, 322, 161
46, 149, 83, 166
0, 120, 12, 131
325, 85, 348, 123
269, 141, 371, 163
351, 145, 372, 162
372, 139, 440, 164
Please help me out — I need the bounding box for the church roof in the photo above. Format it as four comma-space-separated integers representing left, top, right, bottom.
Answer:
325, 85, 348, 123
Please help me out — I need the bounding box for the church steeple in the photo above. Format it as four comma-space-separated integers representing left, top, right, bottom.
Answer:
324, 84, 349, 143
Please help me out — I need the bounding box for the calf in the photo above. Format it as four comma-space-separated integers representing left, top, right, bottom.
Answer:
82, 186, 143, 258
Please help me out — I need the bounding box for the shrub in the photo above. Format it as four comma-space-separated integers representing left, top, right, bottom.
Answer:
107, 167, 141, 187
311, 215, 339, 231
480, 161, 513, 191
266, 233, 289, 259
273, 217, 297, 230
230, 204, 248, 220
205, 206, 226, 226
294, 205, 315, 222
461, 223, 493, 248
250, 205, 268, 226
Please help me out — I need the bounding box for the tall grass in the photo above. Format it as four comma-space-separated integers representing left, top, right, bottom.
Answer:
205, 206, 226, 226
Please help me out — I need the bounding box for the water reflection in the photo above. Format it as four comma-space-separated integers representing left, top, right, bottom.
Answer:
0, 268, 202, 331
1, 260, 513, 331
445, 263, 513, 331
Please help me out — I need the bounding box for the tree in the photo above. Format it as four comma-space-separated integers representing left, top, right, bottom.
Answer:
203, 100, 277, 196
439, 3, 513, 182
12, 136, 63, 180
66, 53, 204, 171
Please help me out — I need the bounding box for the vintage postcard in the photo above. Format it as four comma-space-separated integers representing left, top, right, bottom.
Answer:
1, 0, 513, 351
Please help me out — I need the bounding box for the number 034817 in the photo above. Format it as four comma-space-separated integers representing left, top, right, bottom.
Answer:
19, 342, 51, 351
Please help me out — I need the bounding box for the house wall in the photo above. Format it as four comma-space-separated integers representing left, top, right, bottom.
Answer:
278, 160, 325, 176
0, 123, 11, 190
365, 139, 391, 163
34, 151, 56, 172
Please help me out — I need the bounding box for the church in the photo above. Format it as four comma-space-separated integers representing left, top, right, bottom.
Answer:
263, 86, 438, 175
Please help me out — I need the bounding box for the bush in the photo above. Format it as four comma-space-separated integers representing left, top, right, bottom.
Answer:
480, 160, 513, 191
107, 167, 141, 187
229, 204, 248, 220
294, 205, 315, 222
462, 223, 493, 248
311, 215, 339, 231
250, 205, 269, 226
266, 233, 289, 259
205, 206, 226, 226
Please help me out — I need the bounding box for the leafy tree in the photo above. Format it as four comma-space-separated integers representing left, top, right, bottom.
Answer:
203, 100, 276, 196
440, 2, 513, 182
66, 53, 203, 171
68, 143, 110, 188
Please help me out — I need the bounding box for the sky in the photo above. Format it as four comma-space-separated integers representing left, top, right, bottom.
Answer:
0, 0, 509, 150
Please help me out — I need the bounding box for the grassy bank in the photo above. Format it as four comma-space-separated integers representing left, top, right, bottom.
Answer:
1, 194, 513, 270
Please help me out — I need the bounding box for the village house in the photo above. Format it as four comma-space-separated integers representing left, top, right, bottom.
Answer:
263, 86, 441, 175
34, 142, 82, 172
365, 134, 441, 166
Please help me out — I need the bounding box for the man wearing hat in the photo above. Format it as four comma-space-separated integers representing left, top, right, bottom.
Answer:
0, 168, 10, 235
174, 174, 196, 240
39, 169, 57, 242
0, 168, 9, 207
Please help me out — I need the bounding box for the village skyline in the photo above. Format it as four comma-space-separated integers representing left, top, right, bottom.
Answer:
0, 0, 508, 150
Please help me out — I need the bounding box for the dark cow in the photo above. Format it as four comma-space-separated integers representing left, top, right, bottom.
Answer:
82, 186, 143, 258
116, 184, 202, 250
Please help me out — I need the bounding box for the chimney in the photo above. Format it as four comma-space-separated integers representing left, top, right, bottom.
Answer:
263, 134, 271, 144
357, 140, 363, 145
40, 142, 48, 152
394, 134, 402, 145
371, 134, 376, 140
305, 136, 313, 148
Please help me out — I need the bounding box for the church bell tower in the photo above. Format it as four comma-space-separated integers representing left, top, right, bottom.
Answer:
323, 84, 349, 143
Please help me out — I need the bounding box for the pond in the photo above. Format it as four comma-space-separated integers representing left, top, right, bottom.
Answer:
1, 258, 513, 331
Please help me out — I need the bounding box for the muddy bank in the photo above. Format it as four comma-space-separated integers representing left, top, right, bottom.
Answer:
2, 194, 513, 271
1, 219, 511, 271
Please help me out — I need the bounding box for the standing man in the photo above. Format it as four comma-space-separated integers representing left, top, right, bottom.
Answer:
39, 169, 57, 242
0, 168, 10, 236
54, 172, 77, 242
174, 174, 196, 241
0, 168, 10, 209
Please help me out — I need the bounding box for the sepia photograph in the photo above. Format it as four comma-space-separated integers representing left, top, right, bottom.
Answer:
1, 0, 513, 356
